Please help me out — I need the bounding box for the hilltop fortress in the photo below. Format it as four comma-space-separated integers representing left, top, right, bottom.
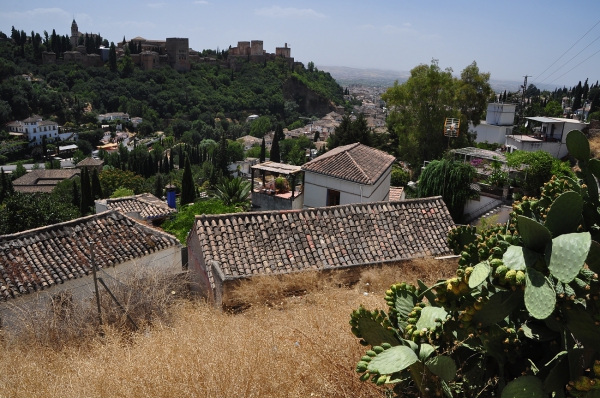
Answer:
41, 20, 296, 72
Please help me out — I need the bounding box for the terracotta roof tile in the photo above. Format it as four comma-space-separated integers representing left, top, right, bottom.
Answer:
12, 169, 80, 193
0, 211, 180, 302
76, 157, 104, 167
193, 197, 454, 288
301, 143, 395, 185
97, 193, 176, 220
389, 187, 404, 202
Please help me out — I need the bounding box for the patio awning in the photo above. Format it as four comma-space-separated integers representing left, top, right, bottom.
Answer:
251, 161, 303, 176
525, 117, 561, 123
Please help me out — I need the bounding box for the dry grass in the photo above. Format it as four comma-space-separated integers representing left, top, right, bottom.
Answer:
0, 258, 457, 398
589, 132, 600, 158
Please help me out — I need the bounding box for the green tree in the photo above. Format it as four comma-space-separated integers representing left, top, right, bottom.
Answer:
249, 116, 272, 138
270, 129, 281, 162
111, 187, 134, 198
214, 132, 229, 176
260, 137, 266, 162
506, 150, 573, 197
214, 176, 251, 210
154, 173, 164, 198
390, 167, 410, 187
327, 114, 372, 149
417, 158, 475, 222
108, 42, 117, 72
80, 167, 92, 215
180, 155, 195, 206
383, 60, 489, 169
72, 150, 86, 165
0, 192, 79, 235
99, 168, 145, 197
13, 161, 27, 179
91, 168, 104, 199
544, 100, 563, 117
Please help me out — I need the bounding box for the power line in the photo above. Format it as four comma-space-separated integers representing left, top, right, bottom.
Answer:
533, 18, 600, 84
548, 47, 600, 84
537, 33, 600, 84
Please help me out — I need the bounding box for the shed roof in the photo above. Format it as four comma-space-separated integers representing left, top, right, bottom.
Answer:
96, 193, 175, 220
0, 211, 180, 301
301, 143, 395, 185
192, 197, 454, 289
76, 157, 104, 167
251, 161, 303, 176
12, 169, 80, 193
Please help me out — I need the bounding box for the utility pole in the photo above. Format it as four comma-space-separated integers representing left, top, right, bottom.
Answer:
520, 75, 532, 128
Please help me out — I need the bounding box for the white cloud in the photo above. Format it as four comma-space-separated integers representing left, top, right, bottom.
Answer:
255, 6, 325, 19
0, 7, 69, 19
193, 0, 209, 4
381, 24, 416, 36
147, 3, 165, 8
403, 22, 412, 27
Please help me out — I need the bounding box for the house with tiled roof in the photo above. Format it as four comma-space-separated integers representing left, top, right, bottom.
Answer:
76, 157, 104, 172
187, 197, 454, 306
0, 210, 181, 328
95, 193, 176, 223
5, 115, 71, 147
301, 143, 395, 208
12, 169, 81, 193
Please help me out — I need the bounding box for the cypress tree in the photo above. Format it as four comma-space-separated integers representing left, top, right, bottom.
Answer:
91, 168, 104, 199
72, 179, 80, 209
0, 168, 6, 203
108, 42, 117, 72
589, 93, 600, 117
154, 173, 164, 198
215, 132, 229, 176
180, 155, 195, 206
260, 137, 266, 163
169, 151, 174, 172
179, 146, 185, 169
80, 168, 91, 215
270, 132, 281, 163
163, 153, 170, 174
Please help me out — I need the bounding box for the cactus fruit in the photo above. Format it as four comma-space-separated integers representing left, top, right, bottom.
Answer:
515, 271, 526, 286
505, 270, 517, 283
573, 376, 593, 392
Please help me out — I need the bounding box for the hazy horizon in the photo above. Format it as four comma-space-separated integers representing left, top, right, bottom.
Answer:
2, 1, 599, 87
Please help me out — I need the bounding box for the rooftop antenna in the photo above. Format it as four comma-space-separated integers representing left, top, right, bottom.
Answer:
443, 117, 460, 149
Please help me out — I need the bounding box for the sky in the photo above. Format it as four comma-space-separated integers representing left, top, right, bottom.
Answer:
2, 1, 600, 88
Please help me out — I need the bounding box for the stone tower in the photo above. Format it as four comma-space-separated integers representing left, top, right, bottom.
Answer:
70, 19, 79, 48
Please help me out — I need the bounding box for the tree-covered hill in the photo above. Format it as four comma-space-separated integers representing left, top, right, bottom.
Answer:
0, 31, 344, 130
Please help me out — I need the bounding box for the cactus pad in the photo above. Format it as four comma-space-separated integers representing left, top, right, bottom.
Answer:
517, 215, 552, 252
351, 306, 400, 347
472, 290, 524, 327
469, 261, 491, 289
501, 375, 544, 398
503, 245, 538, 271
425, 355, 457, 382
562, 303, 600, 352
566, 129, 590, 162
366, 345, 419, 375
586, 240, 600, 274
547, 232, 591, 283
524, 268, 556, 320
416, 306, 448, 330
544, 191, 583, 237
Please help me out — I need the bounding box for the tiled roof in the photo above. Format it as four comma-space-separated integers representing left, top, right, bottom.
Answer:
76, 157, 104, 167
389, 187, 404, 202
301, 143, 395, 185
13, 169, 80, 193
97, 193, 176, 220
192, 197, 454, 288
0, 211, 181, 301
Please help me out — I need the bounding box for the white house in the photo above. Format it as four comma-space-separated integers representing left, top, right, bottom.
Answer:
6, 115, 71, 147
506, 117, 587, 159
97, 112, 131, 123
470, 103, 516, 145
301, 143, 396, 208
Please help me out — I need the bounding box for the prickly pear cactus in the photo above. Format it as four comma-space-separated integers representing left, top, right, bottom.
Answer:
350, 130, 600, 397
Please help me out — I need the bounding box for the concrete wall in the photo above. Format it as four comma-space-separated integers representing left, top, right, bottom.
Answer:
471, 123, 510, 145
303, 166, 392, 208
506, 136, 568, 159
463, 193, 503, 221
485, 103, 516, 125
187, 227, 213, 300
252, 192, 304, 210
0, 246, 182, 330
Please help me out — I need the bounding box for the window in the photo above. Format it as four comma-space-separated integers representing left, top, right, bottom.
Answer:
327, 189, 340, 207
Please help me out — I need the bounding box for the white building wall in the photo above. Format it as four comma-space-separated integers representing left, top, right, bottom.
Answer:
303, 166, 391, 208
471, 123, 510, 145
505, 136, 569, 159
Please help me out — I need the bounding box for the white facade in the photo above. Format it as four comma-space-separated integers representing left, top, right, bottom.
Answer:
471, 103, 516, 145
303, 166, 392, 208
505, 118, 586, 159
6, 116, 61, 146
97, 112, 131, 122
